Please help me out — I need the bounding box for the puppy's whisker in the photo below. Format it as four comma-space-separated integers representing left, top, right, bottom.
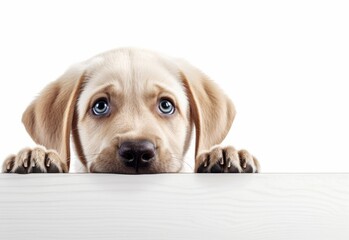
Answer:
170, 153, 194, 171
63, 153, 102, 162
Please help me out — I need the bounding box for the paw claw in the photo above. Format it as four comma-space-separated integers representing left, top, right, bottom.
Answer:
227, 159, 231, 168
46, 158, 51, 167
6, 163, 11, 171
240, 158, 247, 169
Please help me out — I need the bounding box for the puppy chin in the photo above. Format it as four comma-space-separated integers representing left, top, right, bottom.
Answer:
88, 156, 183, 174
89, 164, 167, 174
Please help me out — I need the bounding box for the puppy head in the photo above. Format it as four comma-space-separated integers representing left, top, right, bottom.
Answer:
22, 48, 235, 173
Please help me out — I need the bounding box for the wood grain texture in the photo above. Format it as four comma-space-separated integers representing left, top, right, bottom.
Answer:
0, 174, 349, 240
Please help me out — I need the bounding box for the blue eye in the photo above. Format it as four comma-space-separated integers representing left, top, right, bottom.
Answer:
158, 99, 175, 115
92, 98, 110, 116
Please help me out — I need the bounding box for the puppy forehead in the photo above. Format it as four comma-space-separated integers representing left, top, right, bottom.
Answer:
87, 58, 182, 91
79, 50, 188, 108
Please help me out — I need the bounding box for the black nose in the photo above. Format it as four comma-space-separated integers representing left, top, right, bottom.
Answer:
118, 141, 155, 169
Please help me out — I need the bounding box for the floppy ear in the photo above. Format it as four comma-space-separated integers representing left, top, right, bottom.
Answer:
177, 60, 236, 157
22, 66, 86, 170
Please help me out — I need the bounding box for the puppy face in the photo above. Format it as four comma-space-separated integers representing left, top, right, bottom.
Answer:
22, 48, 235, 174
77, 51, 190, 173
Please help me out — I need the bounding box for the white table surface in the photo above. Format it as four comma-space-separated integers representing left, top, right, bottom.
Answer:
0, 174, 348, 240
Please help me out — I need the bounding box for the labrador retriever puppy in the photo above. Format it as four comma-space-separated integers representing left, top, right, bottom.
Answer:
2, 48, 260, 174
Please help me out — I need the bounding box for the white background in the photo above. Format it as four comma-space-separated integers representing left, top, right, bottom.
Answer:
0, 0, 348, 172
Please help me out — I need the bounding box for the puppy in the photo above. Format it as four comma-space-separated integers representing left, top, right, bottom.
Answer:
2, 48, 260, 174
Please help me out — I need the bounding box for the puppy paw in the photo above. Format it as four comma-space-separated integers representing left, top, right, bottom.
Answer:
2, 146, 68, 173
196, 146, 260, 173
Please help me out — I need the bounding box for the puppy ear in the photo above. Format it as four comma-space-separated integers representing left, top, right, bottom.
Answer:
177, 60, 236, 157
22, 66, 86, 170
